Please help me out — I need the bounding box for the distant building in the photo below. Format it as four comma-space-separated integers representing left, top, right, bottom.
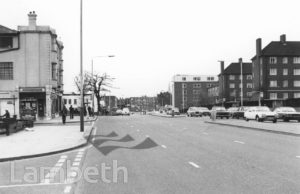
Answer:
170, 75, 218, 111
103, 95, 118, 111
130, 96, 157, 111
62, 93, 92, 112
207, 85, 219, 106
218, 61, 253, 107
251, 34, 300, 107
0, 12, 63, 119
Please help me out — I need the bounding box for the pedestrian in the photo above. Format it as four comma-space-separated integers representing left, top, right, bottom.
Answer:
69, 105, 74, 119
88, 106, 92, 118
61, 105, 68, 124
1, 110, 10, 119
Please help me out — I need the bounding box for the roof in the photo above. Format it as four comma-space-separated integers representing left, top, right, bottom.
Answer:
0, 25, 18, 34
222, 62, 252, 75
252, 41, 300, 60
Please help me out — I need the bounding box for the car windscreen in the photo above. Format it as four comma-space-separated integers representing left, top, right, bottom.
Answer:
277, 107, 296, 112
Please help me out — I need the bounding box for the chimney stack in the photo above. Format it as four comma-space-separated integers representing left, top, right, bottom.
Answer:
220, 61, 224, 75
280, 34, 286, 43
256, 38, 262, 57
28, 11, 37, 29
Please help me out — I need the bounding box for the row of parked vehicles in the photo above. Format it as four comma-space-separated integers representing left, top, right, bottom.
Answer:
215, 106, 300, 123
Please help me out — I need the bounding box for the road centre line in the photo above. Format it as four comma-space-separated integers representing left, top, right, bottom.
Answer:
234, 141, 245, 144
161, 145, 167, 149
0, 182, 69, 189
188, 162, 200, 168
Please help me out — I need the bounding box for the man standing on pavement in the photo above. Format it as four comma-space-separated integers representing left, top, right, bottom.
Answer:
61, 105, 68, 124
69, 105, 74, 119
0, 110, 10, 119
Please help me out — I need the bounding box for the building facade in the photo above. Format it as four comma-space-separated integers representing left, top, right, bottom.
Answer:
103, 96, 118, 111
170, 75, 218, 111
251, 34, 300, 107
0, 12, 63, 119
62, 93, 93, 112
218, 62, 253, 107
130, 96, 157, 111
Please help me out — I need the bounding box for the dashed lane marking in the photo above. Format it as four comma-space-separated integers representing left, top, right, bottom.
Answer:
202, 132, 208, 135
296, 156, 300, 158
161, 145, 167, 149
72, 162, 80, 166
188, 162, 200, 168
234, 141, 245, 144
74, 158, 82, 162
146, 135, 150, 137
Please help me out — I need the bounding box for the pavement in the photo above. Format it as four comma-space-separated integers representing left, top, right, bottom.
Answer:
0, 115, 299, 193
0, 116, 95, 162
205, 118, 300, 136
34, 115, 97, 125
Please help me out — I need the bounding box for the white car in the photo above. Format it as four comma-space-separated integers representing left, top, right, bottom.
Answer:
244, 106, 277, 123
122, 108, 130, 116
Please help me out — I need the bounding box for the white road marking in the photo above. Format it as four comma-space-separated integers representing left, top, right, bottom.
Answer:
57, 158, 66, 163
72, 162, 80, 166
146, 135, 150, 137
188, 162, 200, 168
55, 163, 64, 167
74, 158, 82, 162
78, 148, 85, 152
60, 155, 68, 159
64, 186, 72, 193
234, 141, 245, 144
296, 156, 300, 158
202, 132, 208, 135
137, 129, 140, 132
0, 182, 69, 188
161, 145, 167, 149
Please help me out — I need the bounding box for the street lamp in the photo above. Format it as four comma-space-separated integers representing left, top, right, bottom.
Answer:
91, 55, 115, 112
80, 0, 84, 132
239, 58, 243, 107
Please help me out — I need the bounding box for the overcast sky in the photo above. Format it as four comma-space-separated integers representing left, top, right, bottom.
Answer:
2, 0, 300, 97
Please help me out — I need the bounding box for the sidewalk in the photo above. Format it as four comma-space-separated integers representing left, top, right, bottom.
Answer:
0, 121, 94, 162
35, 115, 97, 125
205, 119, 300, 136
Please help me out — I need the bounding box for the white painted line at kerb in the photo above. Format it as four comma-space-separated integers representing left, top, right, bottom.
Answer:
234, 140, 245, 144
64, 185, 72, 193
188, 162, 200, 168
161, 145, 167, 149
296, 156, 300, 159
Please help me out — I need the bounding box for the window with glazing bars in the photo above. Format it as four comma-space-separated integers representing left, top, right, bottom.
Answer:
0, 62, 13, 80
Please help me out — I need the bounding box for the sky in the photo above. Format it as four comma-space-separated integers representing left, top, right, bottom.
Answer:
2, 0, 300, 98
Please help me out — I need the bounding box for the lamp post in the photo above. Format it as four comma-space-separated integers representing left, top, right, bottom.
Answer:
80, 0, 84, 132
91, 55, 115, 113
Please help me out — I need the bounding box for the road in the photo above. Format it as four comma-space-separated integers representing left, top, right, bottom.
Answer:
0, 114, 300, 194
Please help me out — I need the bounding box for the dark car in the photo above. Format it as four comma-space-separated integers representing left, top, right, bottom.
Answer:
211, 106, 231, 119
273, 107, 300, 122
198, 107, 211, 116
232, 106, 251, 119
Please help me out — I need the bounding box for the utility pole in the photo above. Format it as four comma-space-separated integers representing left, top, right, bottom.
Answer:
239, 58, 243, 107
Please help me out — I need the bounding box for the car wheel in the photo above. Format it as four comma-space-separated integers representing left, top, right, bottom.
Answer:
226, 117, 229, 119
237, 116, 239, 119
273, 119, 277, 123
298, 119, 300, 122
245, 118, 249, 121
221, 117, 223, 119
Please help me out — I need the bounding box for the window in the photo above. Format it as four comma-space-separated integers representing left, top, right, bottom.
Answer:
183, 90, 187, 94
193, 84, 201, 88
282, 57, 288, 64
229, 83, 235, 88
247, 83, 253, 88
230, 91, 236, 97
0, 37, 13, 48
294, 93, 300, 98
283, 93, 288, 99
247, 92, 252, 97
270, 93, 277, 99
294, 69, 300, 75
182, 83, 186, 88
207, 84, 212, 88
64, 99, 67, 104
270, 81, 277, 87
74, 99, 77, 105
283, 80, 288, 87
283, 68, 288, 75
269, 68, 277, 75
229, 75, 235, 80
269, 57, 277, 64
193, 77, 200, 81
0, 62, 13, 80
293, 57, 300, 64
246, 75, 252, 80
182, 77, 186, 81
207, 76, 214, 81
294, 81, 300, 87
193, 90, 200, 94
52, 63, 57, 80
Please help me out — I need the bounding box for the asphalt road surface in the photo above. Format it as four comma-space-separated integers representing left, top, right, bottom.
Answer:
0, 114, 299, 194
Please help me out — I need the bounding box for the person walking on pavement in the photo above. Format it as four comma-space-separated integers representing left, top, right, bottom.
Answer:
88, 106, 92, 118
69, 105, 74, 119
61, 105, 68, 124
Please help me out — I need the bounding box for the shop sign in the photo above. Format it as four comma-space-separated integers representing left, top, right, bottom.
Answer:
19, 87, 45, 93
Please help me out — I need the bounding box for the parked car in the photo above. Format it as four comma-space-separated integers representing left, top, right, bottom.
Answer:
122, 108, 130, 116
273, 107, 300, 122
227, 107, 239, 117
166, 107, 180, 115
211, 106, 230, 119
187, 107, 202, 117
244, 106, 277, 123
198, 107, 211, 116
232, 106, 251, 119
